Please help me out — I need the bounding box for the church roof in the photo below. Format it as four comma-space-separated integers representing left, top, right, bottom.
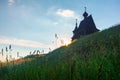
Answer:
72, 8, 99, 40
73, 19, 78, 33
78, 15, 99, 32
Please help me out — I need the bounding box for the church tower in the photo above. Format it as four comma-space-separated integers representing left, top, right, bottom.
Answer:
72, 19, 78, 39
72, 7, 99, 41
83, 7, 88, 19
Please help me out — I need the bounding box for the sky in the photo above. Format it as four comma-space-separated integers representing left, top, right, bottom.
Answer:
0, 0, 120, 62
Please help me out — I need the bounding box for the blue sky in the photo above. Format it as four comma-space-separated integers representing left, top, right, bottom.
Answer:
0, 0, 120, 61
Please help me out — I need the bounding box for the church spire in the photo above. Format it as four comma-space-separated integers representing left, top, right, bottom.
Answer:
73, 19, 78, 33
76, 19, 78, 27
83, 7, 88, 19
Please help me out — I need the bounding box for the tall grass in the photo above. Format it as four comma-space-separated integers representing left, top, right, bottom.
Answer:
0, 24, 120, 80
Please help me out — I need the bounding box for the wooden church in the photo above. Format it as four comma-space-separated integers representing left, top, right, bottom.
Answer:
72, 7, 99, 41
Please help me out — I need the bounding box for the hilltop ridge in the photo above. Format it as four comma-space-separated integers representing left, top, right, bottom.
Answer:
0, 24, 120, 80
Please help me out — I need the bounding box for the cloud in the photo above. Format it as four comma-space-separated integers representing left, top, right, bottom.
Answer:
8, 0, 15, 6
0, 37, 49, 48
56, 9, 75, 18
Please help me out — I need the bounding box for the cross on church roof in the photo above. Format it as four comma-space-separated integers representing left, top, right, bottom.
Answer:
83, 7, 88, 18
85, 7, 87, 12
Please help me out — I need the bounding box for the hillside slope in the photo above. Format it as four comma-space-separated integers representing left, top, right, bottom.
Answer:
0, 24, 120, 80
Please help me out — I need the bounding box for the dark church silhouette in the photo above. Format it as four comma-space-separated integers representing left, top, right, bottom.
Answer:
72, 7, 99, 41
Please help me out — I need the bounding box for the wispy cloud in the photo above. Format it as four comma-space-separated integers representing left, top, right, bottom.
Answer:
56, 9, 75, 18
8, 0, 15, 6
0, 37, 49, 48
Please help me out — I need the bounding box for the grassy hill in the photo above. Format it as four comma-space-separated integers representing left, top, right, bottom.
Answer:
0, 24, 120, 80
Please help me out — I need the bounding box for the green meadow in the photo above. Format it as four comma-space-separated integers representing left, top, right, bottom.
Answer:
0, 24, 120, 80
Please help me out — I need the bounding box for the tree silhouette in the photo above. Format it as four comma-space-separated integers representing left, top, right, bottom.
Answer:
33, 50, 36, 54
49, 48, 51, 52
9, 45, 12, 51
37, 50, 40, 54
30, 51, 32, 55
6, 47, 8, 52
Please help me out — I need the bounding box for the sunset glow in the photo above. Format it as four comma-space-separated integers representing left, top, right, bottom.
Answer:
0, 0, 120, 62
58, 37, 71, 47
64, 40, 71, 46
